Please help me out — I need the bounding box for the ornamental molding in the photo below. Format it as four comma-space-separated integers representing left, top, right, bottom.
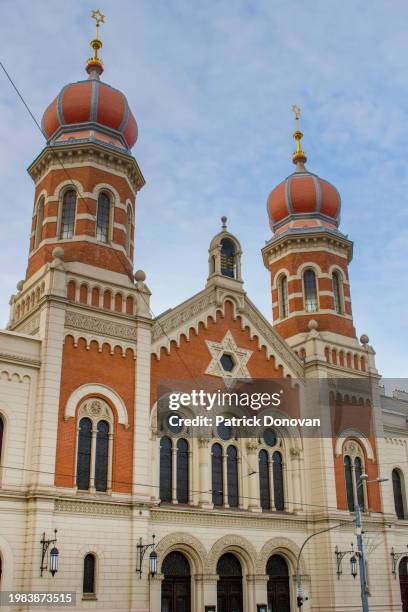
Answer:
257, 537, 305, 574
207, 534, 258, 573
151, 287, 304, 380
155, 532, 208, 574
64, 329, 136, 358
150, 507, 308, 531
55, 499, 131, 517
205, 330, 252, 379
385, 437, 408, 446
65, 310, 137, 342
14, 315, 40, 336
0, 353, 40, 369
64, 383, 129, 428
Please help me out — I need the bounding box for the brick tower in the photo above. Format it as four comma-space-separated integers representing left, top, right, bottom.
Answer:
262, 107, 373, 374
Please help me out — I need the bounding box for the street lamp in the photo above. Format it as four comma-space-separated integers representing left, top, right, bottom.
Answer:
136, 535, 157, 578
355, 473, 388, 612
40, 529, 59, 577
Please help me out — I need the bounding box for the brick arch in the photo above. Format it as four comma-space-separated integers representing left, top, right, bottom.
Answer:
257, 537, 306, 575
335, 430, 374, 461
155, 532, 207, 575
208, 534, 257, 574
64, 383, 129, 428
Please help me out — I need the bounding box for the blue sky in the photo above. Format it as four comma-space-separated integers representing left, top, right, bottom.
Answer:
0, 1, 407, 378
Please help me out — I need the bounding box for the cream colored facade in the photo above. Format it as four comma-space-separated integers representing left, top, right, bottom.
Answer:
0, 245, 407, 612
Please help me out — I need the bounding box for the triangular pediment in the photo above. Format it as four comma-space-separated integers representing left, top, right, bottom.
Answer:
151, 285, 304, 379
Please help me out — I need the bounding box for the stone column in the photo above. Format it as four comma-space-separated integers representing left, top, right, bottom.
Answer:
198, 438, 212, 508
247, 441, 261, 512
201, 574, 218, 610
247, 574, 268, 612
149, 573, 164, 611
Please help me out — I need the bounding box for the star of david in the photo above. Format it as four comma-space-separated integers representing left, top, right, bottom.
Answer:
91, 9, 105, 26
205, 330, 252, 379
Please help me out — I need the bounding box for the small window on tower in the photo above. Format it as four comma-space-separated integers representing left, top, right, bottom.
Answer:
220, 239, 236, 278
35, 197, 44, 248
279, 275, 289, 318
303, 269, 318, 312
220, 353, 235, 372
96, 192, 111, 243
60, 190, 77, 239
332, 271, 343, 314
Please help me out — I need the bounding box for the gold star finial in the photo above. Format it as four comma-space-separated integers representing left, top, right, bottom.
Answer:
87, 10, 105, 76
291, 104, 307, 166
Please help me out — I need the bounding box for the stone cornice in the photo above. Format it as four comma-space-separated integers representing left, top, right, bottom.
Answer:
27, 141, 145, 193
262, 229, 353, 267
65, 310, 137, 342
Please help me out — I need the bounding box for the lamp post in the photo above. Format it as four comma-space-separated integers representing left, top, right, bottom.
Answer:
40, 529, 59, 577
355, 474, 388, 612
136, 535, 157, 578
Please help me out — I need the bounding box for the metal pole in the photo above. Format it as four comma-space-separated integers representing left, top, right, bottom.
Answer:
355, 503, 369, 612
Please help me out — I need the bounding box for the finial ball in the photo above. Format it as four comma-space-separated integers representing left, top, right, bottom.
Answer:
308, 319, 318, 331
221, 216, 227, 230
52, 247, 65, 260
360, 334, 369, 346
16, 280, 24, 292
134, 269, 146, 282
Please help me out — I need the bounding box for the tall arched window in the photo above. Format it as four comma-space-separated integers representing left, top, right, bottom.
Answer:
76, 400, 114, 493
35, 197, 44, 248
227, 445, 239, 507
212, 443, 224, 506
83, 554, 96, 596
76, 418, 92, 491
303, 269, 318, 312
160, 437, 172, 503
278, 275, 289, 318
176, 438, 189, 504
344, 455, 355, 511
273, 451, 285, 511
220, 239, 236, 278
393, 469, 405, 519
354, 456, 365, 510
96, 192, 111, 243
259, 450, 271, 510
94, 421, 109, 492
60, 190, 77, 239
332, 271, 343, 314
126, 205, 132, 255
161, 552, 191, 612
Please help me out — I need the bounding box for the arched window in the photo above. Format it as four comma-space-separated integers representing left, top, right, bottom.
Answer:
217, 553, 243, 611
176, 438, 189, 504
83, 554, 96, 596
273, 451, 284, 511
393, 469, 405, 519
76, 418, 92, 490
303, 269, 318, 312
354, 456, 365, 510
344, 455, 355, 511
126, 205, 132, 255
212, 443, 224, 506
76, 400, 114, 493
94, 421, 109, 492
266, 555, 290, 610
220, 239, 236, 278
217, 553, 242, 577
60, 189, 77, 239
332, 271, 343, 314
160, 437, 172, 503
35, 197, 44, 248
279, 275, 289, 318
161, 552, 191, 612
227, 445, 239, 507
96, 192, 111, 243
259, 450, 271, 510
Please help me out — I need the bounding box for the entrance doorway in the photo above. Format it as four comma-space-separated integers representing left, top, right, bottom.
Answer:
400, 556, 408, 612
267, 554, 290, 612
161, 551, 191, 612
217, 553, 243, 612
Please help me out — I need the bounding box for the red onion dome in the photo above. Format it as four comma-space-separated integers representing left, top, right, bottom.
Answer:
41, 79, 138, 151
267, 108, 341, 235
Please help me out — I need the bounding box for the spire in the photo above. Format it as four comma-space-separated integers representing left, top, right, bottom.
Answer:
86, 9, 105, 78
221, 216, 228, 231
291, 104, 307, 169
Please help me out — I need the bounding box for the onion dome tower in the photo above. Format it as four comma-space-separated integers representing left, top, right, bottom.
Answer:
25, 10, 145, 281
262, 106, 356, 346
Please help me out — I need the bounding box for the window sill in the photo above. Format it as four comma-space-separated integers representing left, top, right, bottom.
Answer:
82, 594, 97, 601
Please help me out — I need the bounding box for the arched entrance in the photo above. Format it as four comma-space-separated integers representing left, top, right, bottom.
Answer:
217, 553, 243, 612
161, 551, 191, 612
400, 556, 408, 612
266, 554, 290, 612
